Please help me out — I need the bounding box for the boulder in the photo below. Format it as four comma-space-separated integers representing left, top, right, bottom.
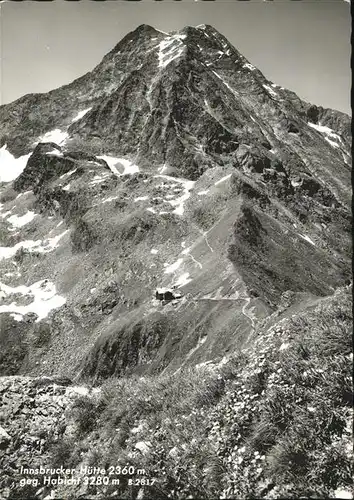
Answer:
135, 441, 151, 455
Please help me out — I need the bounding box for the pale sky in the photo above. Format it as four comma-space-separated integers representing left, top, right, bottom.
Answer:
0, 0, 351, 114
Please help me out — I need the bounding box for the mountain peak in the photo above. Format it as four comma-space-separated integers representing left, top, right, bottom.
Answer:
133, 24, 162, 35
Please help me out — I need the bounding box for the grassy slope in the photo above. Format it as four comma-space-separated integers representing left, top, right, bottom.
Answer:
51, 286, 353, 500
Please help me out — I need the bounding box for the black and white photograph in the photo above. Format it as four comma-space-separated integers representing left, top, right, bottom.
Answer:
0, 0, 352, 499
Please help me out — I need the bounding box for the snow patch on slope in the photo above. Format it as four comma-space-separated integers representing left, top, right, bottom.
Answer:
102, 195, 119, 205
164, 258, 183, 274
89, 173, 111, 186
7, 211, 36, 228
0, 230, 69, 261
72, 108, 92, 123
0, 146, 31, 182
155, 175, 195, 216
215, 174, 232, 185
97, 156, 139, 176
174, 272, 192, 288
243, 63, 256, 71
212, 71, 237, 96
15, 191, 32, 200
299, 234, 316, 246
45, 150, 64, 158
60, 169, 77, 179
0, 279, 65, 321
97, 156, 121, 175
263, 84, 278, 98
308, 122, 343, 149
333, 488, 353, 499
158, 34, 186, 68
134, 196, 149, 202
37, 129, 69, 146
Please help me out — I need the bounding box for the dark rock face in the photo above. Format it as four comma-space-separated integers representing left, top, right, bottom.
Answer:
0, 24, 351, 383
14, 144, 112, 193
0, 315, 29, 375
227, 203, 348, 306
81, 312, 174, 380
14, 144, 74, 191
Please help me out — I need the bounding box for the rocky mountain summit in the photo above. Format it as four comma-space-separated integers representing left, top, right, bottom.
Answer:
0, 24, 352, 499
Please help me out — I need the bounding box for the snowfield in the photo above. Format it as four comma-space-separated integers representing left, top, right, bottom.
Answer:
0, 279, 66, 321
7, 211, 37, 228
0, 230, 69, 260
37, 129, 69, 146
97, 155, 140, 176
0, 146, 31, 182
158, 34, 186, 68
308, 122, 344, 149
72, 108, 92, 123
